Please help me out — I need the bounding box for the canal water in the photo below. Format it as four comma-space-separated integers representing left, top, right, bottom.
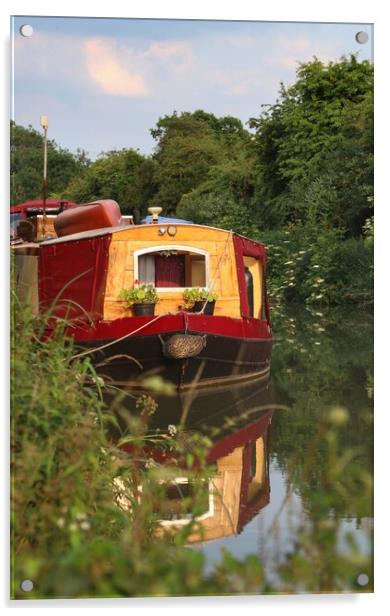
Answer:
107, 304, 373, 592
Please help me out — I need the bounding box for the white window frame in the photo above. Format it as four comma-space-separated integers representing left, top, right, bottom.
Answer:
157, 477, 215, 527
134, 245, 210, 292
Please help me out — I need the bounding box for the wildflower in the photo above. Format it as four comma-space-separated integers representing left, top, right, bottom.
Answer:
167, 424, 177, 437
314, 341, 321, 346
284, 260, 293, 265
298, 250, 306, 254
80, 521, 91, 531
312, 265, 320, 269
69, 523, 78, 532
328, 406, 349, 426
56, 517, 65, 529
76, 512, 87, 521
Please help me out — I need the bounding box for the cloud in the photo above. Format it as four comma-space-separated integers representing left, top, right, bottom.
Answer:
142, 40, 193, 74
84, 38, 149, 97
264, 34, 342, 72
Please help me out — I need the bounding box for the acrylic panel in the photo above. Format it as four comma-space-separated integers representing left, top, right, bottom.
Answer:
10, 15, 374, 600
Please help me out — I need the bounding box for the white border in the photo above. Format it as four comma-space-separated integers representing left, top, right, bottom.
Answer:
2, 2, 386, 614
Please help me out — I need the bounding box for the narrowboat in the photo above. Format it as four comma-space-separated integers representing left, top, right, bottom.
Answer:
12, 200, 272, 390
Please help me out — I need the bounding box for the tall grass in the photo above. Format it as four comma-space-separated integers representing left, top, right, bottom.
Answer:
10, 298, 263, 598
11, 296, 373, 598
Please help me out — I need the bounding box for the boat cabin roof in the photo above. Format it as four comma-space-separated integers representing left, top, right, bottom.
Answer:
40, 222, 241, 246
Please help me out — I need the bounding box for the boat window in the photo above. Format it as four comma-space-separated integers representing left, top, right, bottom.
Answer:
136, 248, 207, 289
243, 256, 264, 319
245, 267, 254, 318
154, 478, 213, 525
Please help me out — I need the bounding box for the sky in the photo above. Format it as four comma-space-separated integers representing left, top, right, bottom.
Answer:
11, 16, 373, 159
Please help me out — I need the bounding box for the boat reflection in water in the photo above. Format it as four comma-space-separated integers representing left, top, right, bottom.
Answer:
108, 376, 274, 544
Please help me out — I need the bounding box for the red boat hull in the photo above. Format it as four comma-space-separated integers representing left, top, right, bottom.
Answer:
71, 313, 272, 389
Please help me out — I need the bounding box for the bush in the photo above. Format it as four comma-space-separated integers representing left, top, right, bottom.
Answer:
263, 225, 373, 309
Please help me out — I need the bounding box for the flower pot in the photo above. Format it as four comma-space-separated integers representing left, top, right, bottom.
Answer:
191, 300, 215, 315
132, 302, 156, 316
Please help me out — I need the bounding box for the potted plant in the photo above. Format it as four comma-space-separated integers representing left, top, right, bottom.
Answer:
119, 281, 158, 316
183, 288, 218, 315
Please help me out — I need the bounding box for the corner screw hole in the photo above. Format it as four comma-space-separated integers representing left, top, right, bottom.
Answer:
19, 25, 34, 38
21, 579, 34, 592
357, 573, 369, 587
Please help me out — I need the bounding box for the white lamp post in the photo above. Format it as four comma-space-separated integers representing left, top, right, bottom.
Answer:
40, 115, 49, 238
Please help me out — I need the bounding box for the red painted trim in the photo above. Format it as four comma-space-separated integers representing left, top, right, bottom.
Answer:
39, 235, 111, 321
118, 412, 272, 468
207, 412, 273, 463
69, 312, 272, 343
10, 199, 78, 213
233, 234, 268, 319
237, 489, 270, 532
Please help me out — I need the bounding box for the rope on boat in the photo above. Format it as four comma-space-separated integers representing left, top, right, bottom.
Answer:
196, 229, 233, 315
70, 312, 178, 360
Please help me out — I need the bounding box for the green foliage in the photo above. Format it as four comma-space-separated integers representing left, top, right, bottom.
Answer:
11, 55, 374, 311
176, 146, 259, 236
249, 55, 373, 234
264, 224, 373, 307
11, 300, 267, 599
119, 283, 158, 305
268, 304, 373, 592
149, 110, 253, 216
149, 113, 224, 214
183, 287, 218, 307
10, 122, 87, 204
64, 148, 146, 213
11, 294, 373, 597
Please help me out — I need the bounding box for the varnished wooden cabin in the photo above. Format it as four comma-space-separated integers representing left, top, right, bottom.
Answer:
12, 201, 272, 389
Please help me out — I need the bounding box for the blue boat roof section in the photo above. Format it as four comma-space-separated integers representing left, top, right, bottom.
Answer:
141, 215, 193, 224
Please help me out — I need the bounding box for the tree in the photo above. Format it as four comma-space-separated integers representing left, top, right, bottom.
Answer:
177, 146, 259, 236
10, 122, 86, 204
249, 56, 373, 233
64, 148, 147, 213
149, 111, 253, 215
